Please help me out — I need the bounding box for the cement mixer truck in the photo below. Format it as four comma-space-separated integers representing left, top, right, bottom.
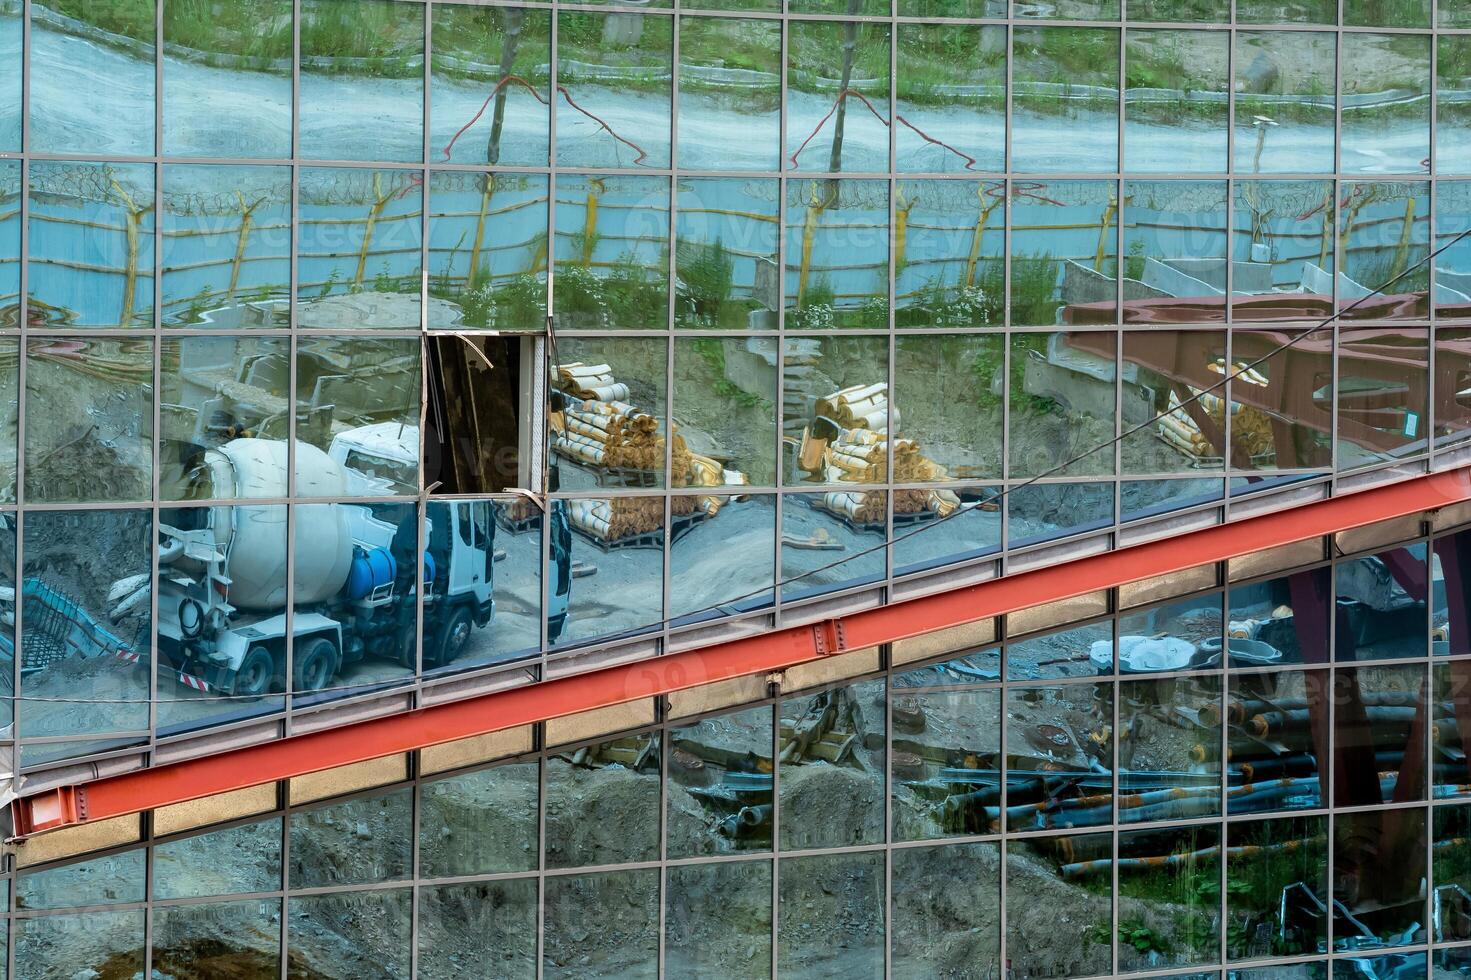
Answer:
148, 432, 570, 697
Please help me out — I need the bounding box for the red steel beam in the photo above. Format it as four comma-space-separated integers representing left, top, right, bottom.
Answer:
12, 467, 1471, 838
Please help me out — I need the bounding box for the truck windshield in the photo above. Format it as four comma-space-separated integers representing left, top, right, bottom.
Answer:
343, 450, 417, 495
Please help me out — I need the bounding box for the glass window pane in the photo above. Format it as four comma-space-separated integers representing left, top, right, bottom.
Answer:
785, 22, 890, 174
1228, 329, 1333, 471
153, 899, 282, 978
290, 500, 419, 693
159, 335, 290, 496
668, 494, 775, 623
784, 178, 888, 330
432, 498, 539, 670
1440, 38, 1471, 174
545, 330, 629, 473
418, 879, 538, 980
1128, 0, 1229, 20
1332, 807, 1427, 950
1226, 814, 1328, 960
779, 677, 885, 850
288, 888, 411, 980
1012, 27, 1119, 173
1005, 681, 1114, 831
780, 490, 887, 601
14, 909, 144, 978
673, 338, 776, 487
665, 860, 772, 979
1337, 328, 1430, 469
893, 483, 1001, 574
544, 869, 659, 980
1339, 181, 1430, 320
1348, 0, 1432, 27
1122, 331, 1229, 479
894, 334, 1002, 482
778, 851, 884, 979
1009, 481, 1115, 548
29, 2, 154, 155
293, 337, 420, 493
1334, 544, 1428, 662
16, 851, 143, 910
1233, 33, 1335, 175
545, 731, 661, 868
1117, 825, 1222, 972
420, 760, 538, 878
1010, 332, 1117, 479
1435, 182, 1471, 321
153, 894, 279, 971
782, 334, 889, 487
892, 687, 999, 841
0, 3, 17, 150
1121, 180, 1229, 324
162, 0, 292, 158
1008, 620, 1111, 682
297, 168, 423, 328
25, 339, 152, 503
157, 495, 285, 721
1334, 664, 1427, 806
1011, 180, 1117, 327
1228, 668, 1327, 814
892, 842, 1000, 980
289, 788, 412, 888
1231, 180, 1334, 321
0, 161, 17, 327
1006, 833, 1113, 980
1228, 566, 1331, 667
896, 26, 1005, 175
1120, 675, 1222, 822
1341, 34, 1430, 175
668, 705, 773, 857
1434, 662, 1471, 799
1125, 30, 1228, 174
1434, 803, 1471, 942
19, 508, 151, 743
678, 16, 780, 172
893, 645, 1000, 688
897, 180, 1005, 329
162, 165, 292, 328
28, 162, 155, 329
553, 174, 669, 331
431, 4, 550, 168
674, 176, 779, 331
153, 818, 284, 900
427, 172, 547, 332
556, 12, 671, 169
299, 0, 423, 162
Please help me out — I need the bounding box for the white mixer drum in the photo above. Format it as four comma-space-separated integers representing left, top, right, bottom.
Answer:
207, 439, 353, 609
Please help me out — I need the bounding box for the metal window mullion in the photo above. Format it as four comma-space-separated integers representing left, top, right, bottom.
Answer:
773, 6, 789, 631
147, 0, 164, 780
535, 724, 548, 980
9, 0, 28, 889
770, 676, 782, 979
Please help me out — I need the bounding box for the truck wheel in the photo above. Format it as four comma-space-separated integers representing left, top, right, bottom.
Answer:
435, 606, 474, 666
294, 637, 337, 692
234, 646, 275, 698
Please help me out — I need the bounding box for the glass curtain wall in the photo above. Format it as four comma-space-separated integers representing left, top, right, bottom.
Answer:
9, 515, 1471, 977
0, 0, 1464, 769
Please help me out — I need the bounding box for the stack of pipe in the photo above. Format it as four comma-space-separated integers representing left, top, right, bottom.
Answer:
815, 383, 898, 432
556, 362, 630, 402
1155, 390, 1275, 462
553, 395, 664, 470
815, 490, 887, 525
565, 497, 666, 542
